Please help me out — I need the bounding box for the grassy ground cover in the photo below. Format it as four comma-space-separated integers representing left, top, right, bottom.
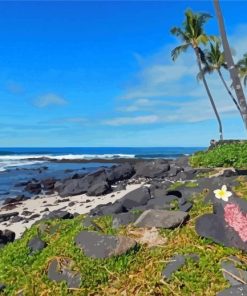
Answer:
1, 177, 247, 295
190, 142, 247, 168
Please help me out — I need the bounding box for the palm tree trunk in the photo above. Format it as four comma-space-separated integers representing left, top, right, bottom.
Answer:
194, 47, 223, 140
217, 69, 244, 121
213, 0, 247, 131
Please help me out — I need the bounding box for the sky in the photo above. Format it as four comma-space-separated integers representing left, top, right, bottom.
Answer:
0, 0, 247, 147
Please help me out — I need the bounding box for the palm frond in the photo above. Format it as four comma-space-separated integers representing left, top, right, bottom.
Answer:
196, 34, 209, 45
208, 35, 220, 43
171, 44, 190, 61
197, 65, 214, 81
197, 12, 212, 27
170, 27, 188, 43
198, 47, 207, 64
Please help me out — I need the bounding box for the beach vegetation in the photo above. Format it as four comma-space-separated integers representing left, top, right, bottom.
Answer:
190, 142, 247, 168
2, 187, 247, 295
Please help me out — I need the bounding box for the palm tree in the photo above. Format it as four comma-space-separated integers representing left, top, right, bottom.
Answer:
171, 9, 223, 140
237, 54, 247, 87
213, 0, 247, 131
198, 41, 243, 120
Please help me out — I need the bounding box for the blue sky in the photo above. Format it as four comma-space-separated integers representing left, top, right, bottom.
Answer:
0, 1, 247, 147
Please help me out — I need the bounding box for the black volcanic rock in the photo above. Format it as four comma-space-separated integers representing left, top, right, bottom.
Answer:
145, 197, 171, 210
162, 254, 199, 280
217, 285, 247, 296
90, 202, 124, 216
41, 178, 56, 190
57, 169, 108, 197
150, 181, 172, 198
87, 181, 111, 196
121, 187, 151, 211
57, 164, 135, 198
43, 210, 74, 220
220, 257, 247, 286
174, 169, 197, 181
25, 182, 41, 194
0, 283, 6, 292
134, 159, 170, 178
112, 212, 141, 229
48, 258, 81, 288
10, 216, 24, 223
75, 231, 136, 259
195, 199, 247, 252
106, 163, 135, 184
3, 195, 29, 205
0, 229, 15, 247
179, 202, 193, 212
134, 209, 188, 229
28, 236, 47, 253
0, 212, 19, 222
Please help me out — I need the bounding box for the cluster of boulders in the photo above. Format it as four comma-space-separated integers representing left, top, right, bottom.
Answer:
2, 156, 247, 294
6, 157, 200, 200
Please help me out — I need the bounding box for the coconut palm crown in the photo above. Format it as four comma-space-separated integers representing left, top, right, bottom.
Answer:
197, 41, 243, 121
171, 10, 217, 61
171, 9, 223, 140
237, 53, 247, 87
197, 40, 227, 77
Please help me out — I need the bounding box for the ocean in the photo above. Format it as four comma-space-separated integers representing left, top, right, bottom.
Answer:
0, 147, 205, 200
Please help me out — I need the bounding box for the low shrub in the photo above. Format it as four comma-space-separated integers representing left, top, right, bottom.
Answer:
190, 142, 247, 168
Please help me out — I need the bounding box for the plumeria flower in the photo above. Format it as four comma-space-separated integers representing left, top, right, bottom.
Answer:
214, 185, 232, 202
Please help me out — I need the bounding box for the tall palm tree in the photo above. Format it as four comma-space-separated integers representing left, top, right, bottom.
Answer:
171, 9, 223, 140
213, 0, 247, 131
237, 54, 247, 87
198, 41, 243, 120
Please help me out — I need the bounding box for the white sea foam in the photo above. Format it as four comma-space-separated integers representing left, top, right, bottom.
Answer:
0, 160, 45, 172
49, 154, 136, 160
0, 153, 135, 161
0, 153, 136, 171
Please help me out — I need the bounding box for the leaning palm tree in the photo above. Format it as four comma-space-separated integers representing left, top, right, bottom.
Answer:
237, 54, 247, 87
198, 41, 243, 120
213, 0, 247, 131
171, 9, 223, 140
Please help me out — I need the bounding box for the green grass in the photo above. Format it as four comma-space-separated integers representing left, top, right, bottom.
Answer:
0, 216, 138, 295
190, 142, 247, 169
168, 181, 198, 190
1, 180, 247, 295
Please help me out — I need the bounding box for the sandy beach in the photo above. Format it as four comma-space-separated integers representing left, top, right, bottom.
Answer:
0, 183, 143, 239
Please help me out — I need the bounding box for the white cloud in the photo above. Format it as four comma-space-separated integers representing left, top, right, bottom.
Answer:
103, 115, 159, 126
113, 27, 247, 125
34, 93, 68, 108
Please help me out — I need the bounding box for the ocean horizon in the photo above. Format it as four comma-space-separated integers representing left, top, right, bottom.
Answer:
0, 147, 205, 172
0, 146, 205, 199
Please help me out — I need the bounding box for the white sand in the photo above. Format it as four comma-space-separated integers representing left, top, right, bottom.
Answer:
0, 184, 143, 239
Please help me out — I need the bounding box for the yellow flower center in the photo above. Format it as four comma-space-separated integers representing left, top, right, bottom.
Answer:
218, 190, 225, 197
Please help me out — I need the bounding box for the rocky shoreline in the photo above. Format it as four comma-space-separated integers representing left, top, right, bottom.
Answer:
1, 156, 247, 294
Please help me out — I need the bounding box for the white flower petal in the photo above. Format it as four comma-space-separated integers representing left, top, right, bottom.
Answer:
222, 195, 229, 202
222, 185, 227, 191
225, 191, 232, 198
